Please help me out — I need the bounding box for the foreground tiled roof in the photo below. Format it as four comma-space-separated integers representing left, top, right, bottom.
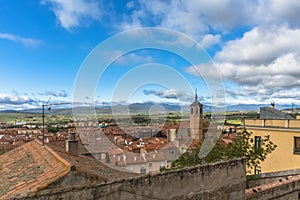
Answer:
47, 143, 137, 181
0, 140, 70, 199
0, 139, 136, 199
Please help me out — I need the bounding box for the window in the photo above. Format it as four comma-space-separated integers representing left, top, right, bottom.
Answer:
191, 108, 193, 114
169, 150, 175, 154
140, 164, 146, 174
254, 166, 261, 175
128, 166, 134, 172
196, 108, 198, 114
254, 136, 261, 149
149, 162, 152, 168
294, 137, 300, 154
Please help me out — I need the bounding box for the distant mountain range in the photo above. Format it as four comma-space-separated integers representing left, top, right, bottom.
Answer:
0, 102, 188, 115
0, 102, 298, 115
0, 109, 19, 113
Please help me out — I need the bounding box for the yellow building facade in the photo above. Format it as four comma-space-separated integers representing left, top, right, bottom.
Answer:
244, 119, 300, 174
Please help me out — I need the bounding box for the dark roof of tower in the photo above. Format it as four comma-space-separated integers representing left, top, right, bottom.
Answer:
190, 100, 203, 107
190, 92, 203, 107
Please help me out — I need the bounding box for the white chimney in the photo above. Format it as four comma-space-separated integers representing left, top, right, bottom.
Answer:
66, 132, 78, 156
168, 129, 176, 142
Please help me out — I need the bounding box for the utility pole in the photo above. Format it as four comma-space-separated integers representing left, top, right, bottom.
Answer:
42, 104, 45, 146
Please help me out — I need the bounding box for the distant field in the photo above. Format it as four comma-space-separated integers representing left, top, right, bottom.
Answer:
0, 112, 73, 125
0, 113, 40, 124
225, 119, 242, 125
0, 110, 254, 126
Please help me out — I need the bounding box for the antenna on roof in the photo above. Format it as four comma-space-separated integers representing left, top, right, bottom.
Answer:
292, 103, 296, 115
41, 99, 71, 146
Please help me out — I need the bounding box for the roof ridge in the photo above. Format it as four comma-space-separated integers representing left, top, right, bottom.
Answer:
260, 107, 294, 120
34, 139, 74, 170
1, 140, 72, 199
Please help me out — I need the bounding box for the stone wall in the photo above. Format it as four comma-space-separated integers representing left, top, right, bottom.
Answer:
247, 168, 300, 188
246, 175, 300, 200
46, 170, 106, 189
18, 159, 246, 200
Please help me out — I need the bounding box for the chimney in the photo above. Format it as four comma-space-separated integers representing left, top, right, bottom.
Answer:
66, 132, 78, 156
271, 102, 275, 109
168, 129, 176, 142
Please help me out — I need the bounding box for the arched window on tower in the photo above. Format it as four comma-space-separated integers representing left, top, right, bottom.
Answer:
196, 108, 198, 114
191, 108, 193, 114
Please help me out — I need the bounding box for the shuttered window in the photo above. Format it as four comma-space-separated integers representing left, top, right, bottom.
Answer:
294, 137, 300, 154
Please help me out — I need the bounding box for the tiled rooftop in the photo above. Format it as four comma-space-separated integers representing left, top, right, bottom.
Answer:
0, 138, 136, 199
0, 140, 69, 199
246, 175, 300, 197
47, 142, 137, 181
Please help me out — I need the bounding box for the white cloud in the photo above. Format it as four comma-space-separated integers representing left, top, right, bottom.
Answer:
102, 50, 154, 66
39, 90, 69, 98
200, 34, 221, 48
0, 33, 42, 47
115, 52, 153, 66
120, 0, 258, 45
119, 1, 300, 45
143, 89, 194, 102
186, 23, 300, 103
188, 53, 300, 89
213, 26, 300, 88
124, 0, 300, 32
0, 93, 36, 105
119, 21, 143, 31
258, 0, 300, 28
41, 0, 101, 30
182, 0, 257, 30
116, 0, 300, 105
216, 26, 300, 65
186, 25, 300, 104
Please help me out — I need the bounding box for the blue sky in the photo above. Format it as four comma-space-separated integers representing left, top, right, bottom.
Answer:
1, 0, 300, 110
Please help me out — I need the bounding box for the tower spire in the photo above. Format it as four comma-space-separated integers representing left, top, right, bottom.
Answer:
195, 88, 198, 101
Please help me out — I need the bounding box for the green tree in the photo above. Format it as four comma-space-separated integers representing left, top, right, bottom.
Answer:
172, 128, 277, 173
172, 143, 201, 168
225, 128, 277, 173
47, 126, 59, 133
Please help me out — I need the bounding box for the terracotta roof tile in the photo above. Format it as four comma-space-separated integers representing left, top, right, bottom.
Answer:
0, 134, 137, 199
0, 140, 69, 199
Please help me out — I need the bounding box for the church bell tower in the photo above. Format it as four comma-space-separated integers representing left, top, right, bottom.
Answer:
189, 89, 204, 141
